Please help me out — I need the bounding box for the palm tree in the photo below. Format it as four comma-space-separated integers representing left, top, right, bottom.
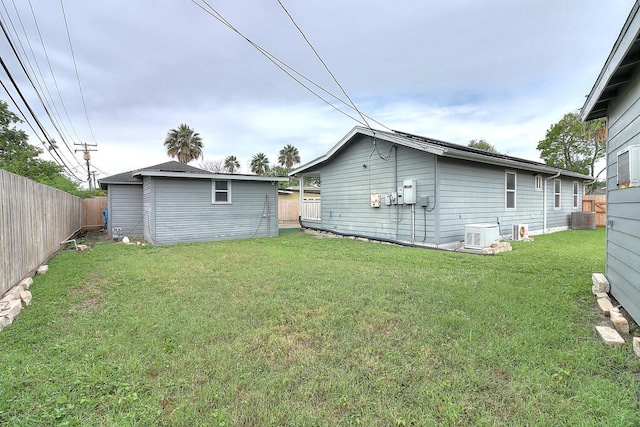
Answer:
278, 144, 301, 169
224, 155, 240, 174
164, 124, 203, 164
250, 152, 270, 175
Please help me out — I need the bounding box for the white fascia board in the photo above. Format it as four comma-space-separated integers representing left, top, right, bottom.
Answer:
134, 170, 289, 182
582, 3, 640, 120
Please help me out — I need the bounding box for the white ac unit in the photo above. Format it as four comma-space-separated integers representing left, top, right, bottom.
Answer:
464, 223, 500, 249
512, 224, 529, 241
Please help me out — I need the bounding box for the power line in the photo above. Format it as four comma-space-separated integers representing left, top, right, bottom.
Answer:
276, 0, 372, 131
190, 0, 391, 130
60, 0, 96, 143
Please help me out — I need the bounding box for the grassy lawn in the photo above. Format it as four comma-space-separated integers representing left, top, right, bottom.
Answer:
0, 228, 638, 426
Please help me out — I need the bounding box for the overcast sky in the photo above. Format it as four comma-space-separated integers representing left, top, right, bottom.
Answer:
1, 0, 635, 182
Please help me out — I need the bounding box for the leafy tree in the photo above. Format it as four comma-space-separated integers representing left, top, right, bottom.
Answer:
278, 144, 301, 168
468, 138, 498, 153
537, 112, 606, 176
0, 100, 82, 194
200, 159, 225, 173
164, 124, 203, 164
250, 152, 270, 175
224, 155, 240, 174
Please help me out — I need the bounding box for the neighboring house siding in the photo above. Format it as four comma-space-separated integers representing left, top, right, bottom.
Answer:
309, 135, 580, 245
108, 184, 144, 238
143, 177, 155, 243
150, 177, 278, 244
603, 68, 640, 324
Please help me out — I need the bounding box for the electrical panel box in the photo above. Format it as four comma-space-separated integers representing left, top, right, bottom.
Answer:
403, 179, 417, 204
391, 192, 398, 205
370, 193, 380, 208
397, 187, 404, 204
384, 194, 392, 206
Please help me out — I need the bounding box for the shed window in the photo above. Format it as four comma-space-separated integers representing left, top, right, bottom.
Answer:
554, 179, 561, 210
572, 182, 579, 209
212, 180, 231, 203
534, 175, 542, 191
505, 172, 516, 210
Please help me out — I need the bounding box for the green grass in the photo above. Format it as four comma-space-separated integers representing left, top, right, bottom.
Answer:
0, 228, 638, 426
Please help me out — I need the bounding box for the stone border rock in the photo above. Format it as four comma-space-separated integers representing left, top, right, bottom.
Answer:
0, 266, 44, 332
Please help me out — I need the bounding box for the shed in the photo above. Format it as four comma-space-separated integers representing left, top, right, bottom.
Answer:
289, 126, 591, 248
582, 1, 640, 325
99, 161, 288, 244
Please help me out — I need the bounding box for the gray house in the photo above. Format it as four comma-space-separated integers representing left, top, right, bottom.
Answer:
582, 1, 640, 325
99, 161, 288, 244
290, 126, 591, 248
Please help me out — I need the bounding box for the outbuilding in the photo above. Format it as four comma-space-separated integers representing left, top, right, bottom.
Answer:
99, 161, 288, 244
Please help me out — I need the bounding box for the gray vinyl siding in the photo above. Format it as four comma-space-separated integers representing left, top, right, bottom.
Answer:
602, 66, 640, 325
148, 177, 278, 245
107, 184, 144, 238
309, 134, 580, 245
142, 177, 155, 243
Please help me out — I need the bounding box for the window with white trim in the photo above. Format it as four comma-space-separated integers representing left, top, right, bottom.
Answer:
212, 180, 231, 203
506, 171, 516, 210
572, 182, 579, 209
554, 179, 561, 209
534, 175, 542, 191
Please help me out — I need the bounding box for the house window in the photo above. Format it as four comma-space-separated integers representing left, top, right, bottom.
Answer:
505, 172, 516, 210
212, 180, 231, 203
534, 175, 542, 191
554, 179, 561, 210
572, 182, 579, 209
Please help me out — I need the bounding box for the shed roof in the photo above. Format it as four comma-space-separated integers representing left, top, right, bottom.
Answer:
582, 2, 640, 121
99, 160, 288, 190
289, 126, 593, 180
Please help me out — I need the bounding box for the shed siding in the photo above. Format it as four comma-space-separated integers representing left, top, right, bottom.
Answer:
604, 67, 640, 324
150, 177, 278, 244
107, 184, 144, 238
308, 134, 580, 245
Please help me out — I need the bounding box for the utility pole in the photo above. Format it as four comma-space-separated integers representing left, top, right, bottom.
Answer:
91, 170, 99, 189
75, 142, 97, 189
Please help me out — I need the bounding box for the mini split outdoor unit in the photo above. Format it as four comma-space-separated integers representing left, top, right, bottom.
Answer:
512, 224, 529, 241
464, 223, 500, 249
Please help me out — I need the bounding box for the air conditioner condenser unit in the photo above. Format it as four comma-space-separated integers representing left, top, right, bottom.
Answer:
512, 224, 529, 241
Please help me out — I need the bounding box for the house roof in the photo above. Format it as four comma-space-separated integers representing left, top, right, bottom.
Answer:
99, 160, 288, 190
289, 126, 593, 180
582, 2, 640, 121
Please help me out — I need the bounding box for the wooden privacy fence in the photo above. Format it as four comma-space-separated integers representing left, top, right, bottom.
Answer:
0, 169, 83, 297
582, 194, 606, 227
83, 197, 107, 229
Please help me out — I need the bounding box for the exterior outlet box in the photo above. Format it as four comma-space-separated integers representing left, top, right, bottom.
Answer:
418, 195, 429, 207
617, 145, 640, 188
464, 223, 500, 249
384, 194, 392, 206
397, 187, 404, 204
391, 191, 398, 205
403, 179, 417, 204
370, 193, 380, 208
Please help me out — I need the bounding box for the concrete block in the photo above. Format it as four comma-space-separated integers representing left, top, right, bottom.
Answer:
633, 337, 640, 358
611, 314, 629, 334
595, 326, 625, 348
36, 265, 48, 275
592, 273, 610, 294
19, 277, 33, 289
594, 292, 608, 299
76, 244, 90, 252
597, 297, 614, 316
0, 315, 10, 330
19, 290, 32, 307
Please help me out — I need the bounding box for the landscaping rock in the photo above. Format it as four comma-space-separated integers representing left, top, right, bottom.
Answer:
595, 326, 625, 347
592, 273, 609, 294
76, 244, 90, 252
594, 292, 608, 299
19, 277, 33, 289
19, 290, 32, 307
633, 337, 640, 358
0, 299, 23, 323
36, 265, 48, 275
597, 297, 614, 316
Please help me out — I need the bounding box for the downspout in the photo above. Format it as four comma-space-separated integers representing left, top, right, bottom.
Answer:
543, 172, 561, 233
299, 175, 303, 220
394, 145, 399, 239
